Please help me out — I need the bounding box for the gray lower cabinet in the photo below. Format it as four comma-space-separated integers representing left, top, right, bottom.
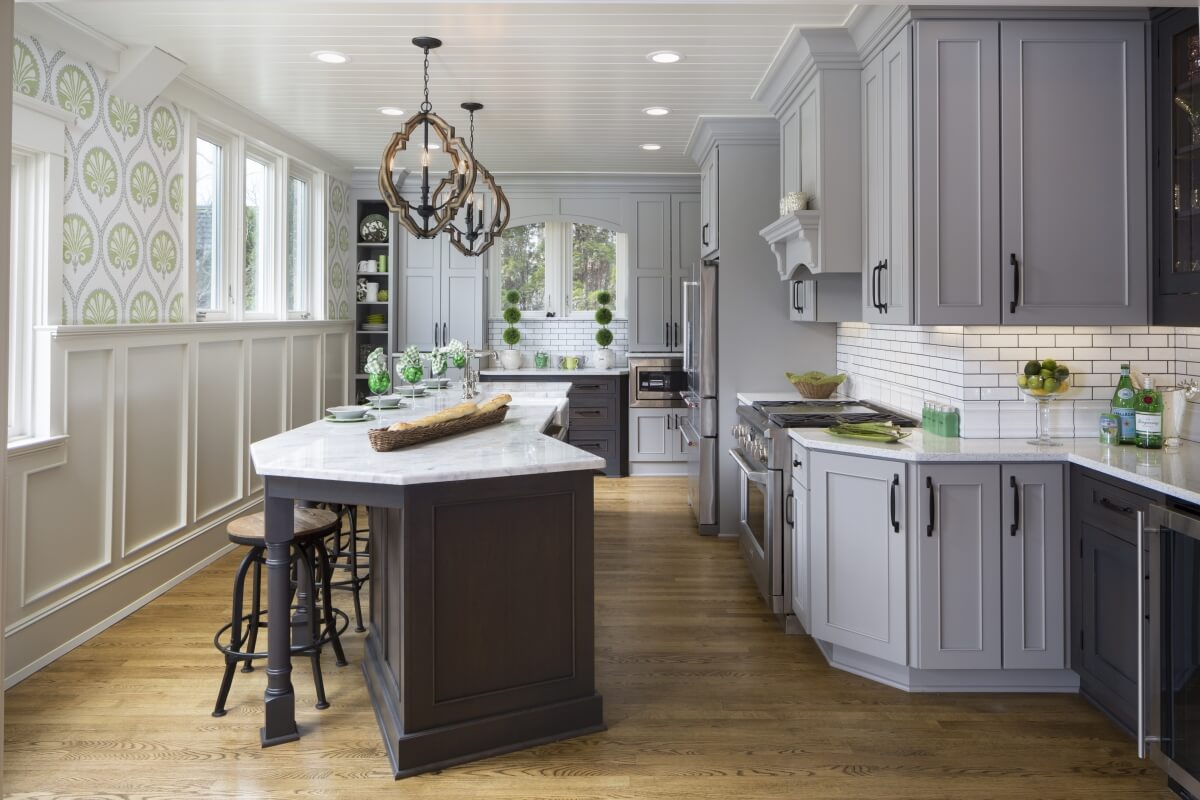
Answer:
480, 373, 628, 477
914, 464, 1003, 669
914, 462, 1065, 670
1071, 467, 1162, 733
788, 473, 810, 634
629, 408, 687, 463
810, 451, 907, 665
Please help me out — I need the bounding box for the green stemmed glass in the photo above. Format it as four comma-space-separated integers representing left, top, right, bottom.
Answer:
402, 365, 424, 401
367, 371, 391, 409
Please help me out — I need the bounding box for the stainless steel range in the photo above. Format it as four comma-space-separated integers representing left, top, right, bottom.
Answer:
730, 398, 916, 614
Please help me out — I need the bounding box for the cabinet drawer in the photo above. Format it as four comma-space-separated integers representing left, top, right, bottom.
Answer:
569, 378, 617, 397
569, 398, 617, 427
567, 428, 617, 462
790, 441, 809, 489
1074, 470, 1158, 544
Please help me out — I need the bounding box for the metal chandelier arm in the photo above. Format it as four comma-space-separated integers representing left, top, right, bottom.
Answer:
377, 111, 477, 239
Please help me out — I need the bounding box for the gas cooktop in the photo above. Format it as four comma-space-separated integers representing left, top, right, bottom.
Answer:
751, 399, 917, 428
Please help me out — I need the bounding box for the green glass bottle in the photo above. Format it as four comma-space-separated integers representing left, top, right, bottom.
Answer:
1112, 364, 1137, 445
1134, 376, 1163, 450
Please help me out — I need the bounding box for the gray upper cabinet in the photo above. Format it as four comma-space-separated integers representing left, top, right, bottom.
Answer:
1000, 22, 1148, 325
398, 231, 485, 353
810, 451, 907, 665
1001, 463, 1066, 669
629, 193, 699, 353
913, 20, 1001, 324
914, 464, 1002, 670
863, 27, 916, 323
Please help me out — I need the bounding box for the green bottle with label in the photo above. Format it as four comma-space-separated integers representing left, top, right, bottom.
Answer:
1135, 376, 1163, 450
1111, 364, 1137, 444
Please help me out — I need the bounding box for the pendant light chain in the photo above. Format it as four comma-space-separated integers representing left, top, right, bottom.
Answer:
420, 46, 432, 113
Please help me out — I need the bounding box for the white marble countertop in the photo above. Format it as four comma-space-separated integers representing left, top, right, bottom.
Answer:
480, 367, 628, 377
787, 427, 1200, 506
250, 384, 605, 486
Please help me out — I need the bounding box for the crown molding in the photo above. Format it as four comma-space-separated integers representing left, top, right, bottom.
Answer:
847, 5, 912, 63
14, 4, 122, 73
752, 27, 863, 117
684, 116, 779, 167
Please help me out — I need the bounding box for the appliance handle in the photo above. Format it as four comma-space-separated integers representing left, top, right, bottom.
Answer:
890, 474, 900, 533
1010, 475, 1020, 536
729, 449, 769, 485
1009, 253, 1020, 314
1138, 508, 1146, 760
680, 418, 699, 447
926, 476, 935, 537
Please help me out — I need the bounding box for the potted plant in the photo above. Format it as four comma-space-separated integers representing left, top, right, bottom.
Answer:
592, 290, 616, 370
499, 289, 523, 370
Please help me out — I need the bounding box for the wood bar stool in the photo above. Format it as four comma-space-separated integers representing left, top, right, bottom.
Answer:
320, 503, 371, 633
212, 507, 348, 717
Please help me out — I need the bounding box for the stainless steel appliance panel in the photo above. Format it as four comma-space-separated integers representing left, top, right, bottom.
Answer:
681, 417, 717, 528
629, 356, 686, 408
729, 447, 783, 611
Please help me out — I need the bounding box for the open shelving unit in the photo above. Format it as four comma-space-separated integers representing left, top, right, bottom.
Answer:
354, 198, 393, 403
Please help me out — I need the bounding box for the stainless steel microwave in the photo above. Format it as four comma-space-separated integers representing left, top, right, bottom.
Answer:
628, 356, 686, 408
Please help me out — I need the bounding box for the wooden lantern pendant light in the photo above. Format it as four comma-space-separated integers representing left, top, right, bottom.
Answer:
446, 102, 510, 257
377, 37, 477, 239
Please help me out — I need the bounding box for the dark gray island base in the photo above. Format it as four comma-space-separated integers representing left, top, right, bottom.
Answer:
362, 469, 604, 778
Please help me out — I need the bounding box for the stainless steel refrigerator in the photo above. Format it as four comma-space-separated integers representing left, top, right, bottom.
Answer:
681, 259, 718, 534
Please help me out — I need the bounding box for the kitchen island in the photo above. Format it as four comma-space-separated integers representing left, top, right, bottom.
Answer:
249, 383, 606, 777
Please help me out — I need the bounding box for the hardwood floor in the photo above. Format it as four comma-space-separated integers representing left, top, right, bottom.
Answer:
4, 477, 1171, 798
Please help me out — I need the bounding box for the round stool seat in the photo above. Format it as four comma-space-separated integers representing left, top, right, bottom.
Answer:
227, 508, 339, 548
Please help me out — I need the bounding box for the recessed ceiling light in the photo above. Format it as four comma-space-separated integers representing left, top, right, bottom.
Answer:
311, 50, 349, 64
640, 143, 662, 151
377, 106, 405, 116
643, 106, 671, 116
647, 51, 683, 64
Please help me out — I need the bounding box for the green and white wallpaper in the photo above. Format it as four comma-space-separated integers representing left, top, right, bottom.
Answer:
14, 34, 186, 324
326, 176, 353, 320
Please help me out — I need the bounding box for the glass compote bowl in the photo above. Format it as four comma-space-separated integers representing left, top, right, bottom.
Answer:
401, 365, 424, 401
1017, 377, 1071, 446
367, 370, 391, 410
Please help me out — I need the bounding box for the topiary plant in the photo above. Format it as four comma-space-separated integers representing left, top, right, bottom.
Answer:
594, 290, 613, 348
502, 289, 522, 347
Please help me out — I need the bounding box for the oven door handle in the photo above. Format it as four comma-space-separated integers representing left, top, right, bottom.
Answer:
728, 449, 769, 485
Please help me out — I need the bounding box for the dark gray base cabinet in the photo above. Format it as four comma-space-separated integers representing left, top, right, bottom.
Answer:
480, 373, 629, 477
1070, 467, 1163, 735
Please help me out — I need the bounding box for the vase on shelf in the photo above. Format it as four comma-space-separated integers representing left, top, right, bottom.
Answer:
592, 348, 615, 370
499, 349, 523, 370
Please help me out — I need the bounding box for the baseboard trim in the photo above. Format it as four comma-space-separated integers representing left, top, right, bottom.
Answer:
628, 463, 688, 476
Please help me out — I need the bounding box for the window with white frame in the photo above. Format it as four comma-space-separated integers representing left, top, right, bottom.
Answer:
192, 121, 322, 321
493, 221, 626, 318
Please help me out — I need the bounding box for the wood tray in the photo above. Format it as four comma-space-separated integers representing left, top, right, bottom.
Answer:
368, 406, 509, 452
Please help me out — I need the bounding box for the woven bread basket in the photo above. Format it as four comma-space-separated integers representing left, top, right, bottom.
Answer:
367, 406, 509, 452
790, 380, 840, 399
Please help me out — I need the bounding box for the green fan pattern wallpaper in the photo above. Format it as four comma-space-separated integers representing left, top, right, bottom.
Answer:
14, 34, 185, 324
326, 175, 353, 320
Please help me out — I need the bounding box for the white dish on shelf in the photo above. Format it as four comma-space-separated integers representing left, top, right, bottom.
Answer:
362, 324, 387, 331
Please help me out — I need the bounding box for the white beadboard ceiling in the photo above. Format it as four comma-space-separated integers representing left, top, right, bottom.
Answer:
48, 1, 858, 173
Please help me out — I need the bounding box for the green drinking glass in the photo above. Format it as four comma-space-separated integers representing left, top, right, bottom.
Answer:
367, 371, 390, 409
402, 365, 424, 400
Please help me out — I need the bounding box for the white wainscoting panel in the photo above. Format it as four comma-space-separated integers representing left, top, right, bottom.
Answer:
4, 321, 353, 684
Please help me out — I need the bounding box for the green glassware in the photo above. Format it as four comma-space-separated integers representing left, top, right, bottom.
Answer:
1112, 364, 1138, 444
451, 354, 467, 369
367, 371, 390, 408
402, 364, 423, 400
1135, 377, 1164, 450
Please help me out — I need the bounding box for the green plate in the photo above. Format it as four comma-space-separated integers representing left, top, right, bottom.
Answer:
324, 413, 377, 423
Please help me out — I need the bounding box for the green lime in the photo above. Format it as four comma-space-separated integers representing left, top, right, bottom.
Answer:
1040, 368, 1053, 379
1055, 366, 1070, 380
1028, 375, 1043, 390
1023, 360, 1041, 377
1043, 378, 1059, 393
1017, 375, 1029, 388
1041, 358, 1057, 371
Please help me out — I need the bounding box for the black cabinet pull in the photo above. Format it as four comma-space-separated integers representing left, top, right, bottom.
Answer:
890, 474, 900, 533
1009, 253, 1019, 314
871, 262, 885, 312
575, 384, 601, 391
674, 322, 680, 348
665, 322, 669, 345
577, 409, 602, 416
1010, 474, 1020, 536
926, 476, 935, 537
1099, 496, 1134, 515
785, 490, 794, 526
443, 322, 447, 346
433, 322, 439, 347
792, 458, 802, 468
792, 281, 799, 311
877, 259, 889, 313
702, 222, 709, 247
797, 282, 805, 314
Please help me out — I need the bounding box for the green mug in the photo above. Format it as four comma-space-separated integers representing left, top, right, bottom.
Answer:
534, 351, 550, 369
561, 356, 580, 370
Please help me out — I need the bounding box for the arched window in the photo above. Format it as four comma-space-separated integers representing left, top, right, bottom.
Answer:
494, 221, 626, 318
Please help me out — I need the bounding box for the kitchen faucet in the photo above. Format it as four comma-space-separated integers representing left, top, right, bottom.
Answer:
462, 348, 498, 399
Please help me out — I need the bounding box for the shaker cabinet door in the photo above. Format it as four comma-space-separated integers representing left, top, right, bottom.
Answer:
1001, 463, 1066, 669
914, 465, 1003, 670
913, 20, 1001, 324
629, 409, 671, 462
999, 21, 1148, 325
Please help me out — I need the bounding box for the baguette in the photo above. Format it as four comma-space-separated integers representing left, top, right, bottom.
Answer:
387, 401, 479, 432
477, 393, 513, 414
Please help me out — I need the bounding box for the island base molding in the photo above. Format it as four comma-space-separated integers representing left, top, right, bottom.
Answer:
365, 470, 604, 778
813, 640, 1080, 694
